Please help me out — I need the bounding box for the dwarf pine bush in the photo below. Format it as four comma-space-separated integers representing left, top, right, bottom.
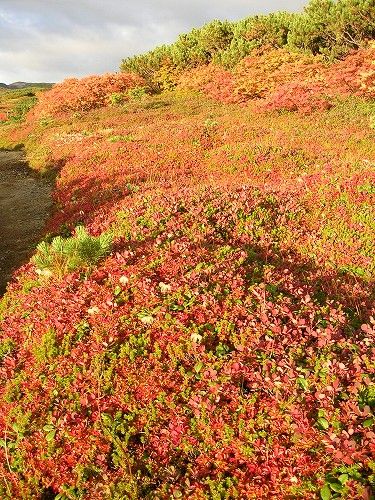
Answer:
32, 226, 112, 278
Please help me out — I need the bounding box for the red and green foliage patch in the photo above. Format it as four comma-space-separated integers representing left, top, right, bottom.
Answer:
173, 45, 375, 115
260, 81, 333, 114
1, 184, 374, 499
0, 42, 374, 499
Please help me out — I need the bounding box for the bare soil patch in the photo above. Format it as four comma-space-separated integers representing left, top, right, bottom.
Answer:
0, 150, 52, 294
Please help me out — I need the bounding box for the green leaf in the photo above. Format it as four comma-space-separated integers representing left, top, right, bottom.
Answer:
338, 474, 349, 484
297, 377, 309, 391
194, 361, 203, 373
101, 413, 113, 427
317, 417, 329, 430
330, 482, 343, 493
43, 424, 55, 432
320, 484, 331, 500
363, 417, 374, 428
45, 430, 56, 442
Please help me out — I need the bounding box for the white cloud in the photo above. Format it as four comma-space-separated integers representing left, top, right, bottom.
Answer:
0, 0, 306, 83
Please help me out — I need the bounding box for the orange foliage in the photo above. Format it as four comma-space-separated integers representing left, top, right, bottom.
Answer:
264, 44, 375, 113
152, 63, 180, 91
326, 44, 375, 97
175, 46, 375, 113
233, 48, 325, 99
177, 64, 239, 103
31, 72, 144, 117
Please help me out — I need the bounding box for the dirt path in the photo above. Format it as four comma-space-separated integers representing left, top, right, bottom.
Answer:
0, 150, 53, 294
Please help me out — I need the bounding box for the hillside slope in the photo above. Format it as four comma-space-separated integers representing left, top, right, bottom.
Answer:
0, 13, 375, 500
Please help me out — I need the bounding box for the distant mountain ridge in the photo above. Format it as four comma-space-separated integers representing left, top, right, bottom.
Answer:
0, 81, 53, 89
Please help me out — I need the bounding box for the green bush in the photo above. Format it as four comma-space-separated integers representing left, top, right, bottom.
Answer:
120, 0, 375, 79
288, 0, 375, 58
32, 226, 112, 279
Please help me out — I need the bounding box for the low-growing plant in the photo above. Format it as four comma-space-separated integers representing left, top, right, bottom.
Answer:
127, 86, 147, 100
0, 338, 15, 361
32, 226, 112, 278
108, 134, 135, 143
261, 81, 332, 114
1, 24, 375, 497
108, 92, 127, 106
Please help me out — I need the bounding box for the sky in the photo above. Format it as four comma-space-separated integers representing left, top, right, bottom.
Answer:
1, 0, 307, 84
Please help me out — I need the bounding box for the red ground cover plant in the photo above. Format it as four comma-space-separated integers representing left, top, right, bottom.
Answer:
1, 186, 374, 499
0, 51, 374, 498
260, 81, 333, 114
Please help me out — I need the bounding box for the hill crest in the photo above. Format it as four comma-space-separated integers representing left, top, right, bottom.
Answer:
0, 81, 53, 90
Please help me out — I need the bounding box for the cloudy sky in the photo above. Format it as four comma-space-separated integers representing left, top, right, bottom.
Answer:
1, 0, 306, 84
